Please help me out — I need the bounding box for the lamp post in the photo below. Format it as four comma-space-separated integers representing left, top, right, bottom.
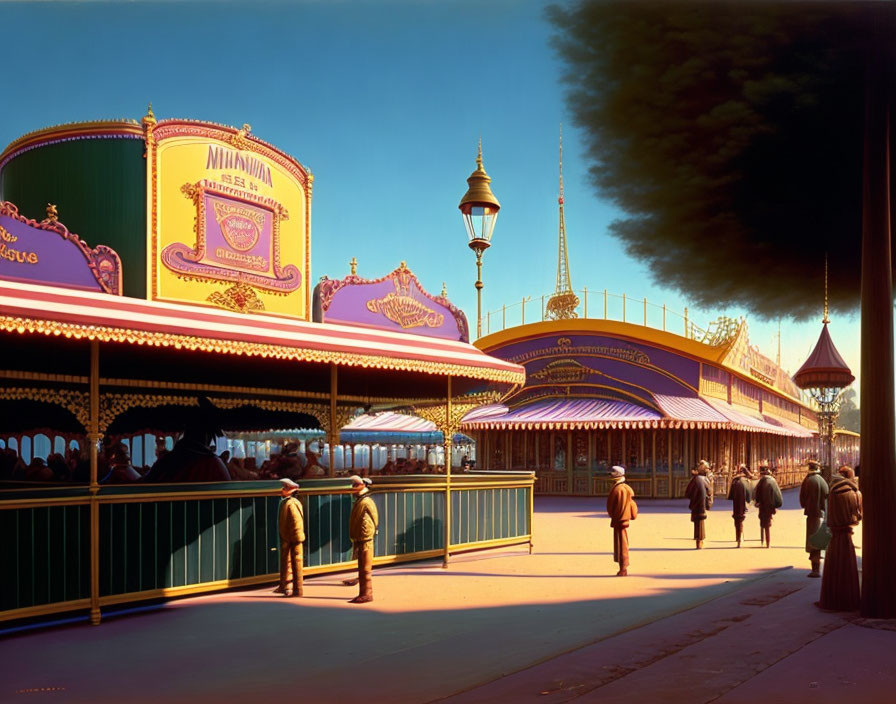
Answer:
459, 139, 500, 339
794, 265, 855, 483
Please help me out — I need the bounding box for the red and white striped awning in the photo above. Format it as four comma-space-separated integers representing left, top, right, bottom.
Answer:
461, 398, 664, 430
0, 281, 525, 385
343, 412, 435, 433
461, 394, 814, 437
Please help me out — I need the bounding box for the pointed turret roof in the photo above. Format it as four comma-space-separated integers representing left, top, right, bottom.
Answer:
793, 323, 854, 389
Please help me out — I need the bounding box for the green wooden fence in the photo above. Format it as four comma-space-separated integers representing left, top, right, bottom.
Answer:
1, 473, 533, 625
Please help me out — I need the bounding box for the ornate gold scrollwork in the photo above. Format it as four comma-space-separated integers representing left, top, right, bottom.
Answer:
0, 386, 90, 430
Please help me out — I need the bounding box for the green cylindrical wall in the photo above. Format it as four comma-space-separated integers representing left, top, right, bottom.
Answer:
0, 138, 147, 298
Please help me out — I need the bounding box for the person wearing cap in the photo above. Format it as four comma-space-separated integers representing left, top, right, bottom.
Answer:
606, 465, 637, 576
799, 459, 829, 577
303, 441, 326, 478
727, 464, 753, 547
277, 478, 305, 597
347, 475, 379, 602
818, 466, 862, 611
754, 461, 783, 547
685, 460, 713, 549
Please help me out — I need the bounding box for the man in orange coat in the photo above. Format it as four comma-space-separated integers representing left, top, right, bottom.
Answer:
277, 478, 305, 597
606, 465, 638, 576
348, 475, 379, 603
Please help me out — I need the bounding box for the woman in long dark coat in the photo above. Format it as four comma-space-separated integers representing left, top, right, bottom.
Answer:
727, 464, 752, 547
819, 466, 862, 611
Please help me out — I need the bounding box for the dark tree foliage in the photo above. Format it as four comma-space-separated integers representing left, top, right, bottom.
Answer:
549, 1, 896, 320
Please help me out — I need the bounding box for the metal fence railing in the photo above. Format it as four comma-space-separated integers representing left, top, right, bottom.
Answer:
482, 289, 712, 341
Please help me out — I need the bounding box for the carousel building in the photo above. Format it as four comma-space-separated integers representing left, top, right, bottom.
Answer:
0, 111, 530, 628
463, 316, 819, 497
460, 134, 822, 498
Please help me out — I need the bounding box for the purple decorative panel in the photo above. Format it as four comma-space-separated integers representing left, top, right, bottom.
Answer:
161, 181, 300, 293
313, 262, 469, 341
489, 332, 702, 407
0, 201, 121, 294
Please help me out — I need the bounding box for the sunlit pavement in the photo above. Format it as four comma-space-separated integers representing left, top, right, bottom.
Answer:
2, 488, 888, 704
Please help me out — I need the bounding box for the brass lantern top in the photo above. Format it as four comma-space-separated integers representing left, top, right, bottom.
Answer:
459, 140, 501, 211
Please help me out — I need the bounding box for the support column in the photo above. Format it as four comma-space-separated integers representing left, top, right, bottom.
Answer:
329, 364, 338, 478
651, 429, 657, 497
443, 376, 452, 568
667, 429, 673, 499
860, 38, 896, 617
566, 429, 573, 495
88, 340, 101, 626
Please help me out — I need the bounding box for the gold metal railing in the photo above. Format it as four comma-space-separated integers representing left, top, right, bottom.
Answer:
482, 289, 712, 341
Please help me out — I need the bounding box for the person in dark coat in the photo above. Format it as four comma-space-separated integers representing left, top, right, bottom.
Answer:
276, 477, 305, 597
799, 459, 829, 577
606, 465, 638, 576
145, 397, 230, 483
727, 464, 753, 547
819, 466, 862, 611
754, 462, 783, 547
685, 459, 713, 549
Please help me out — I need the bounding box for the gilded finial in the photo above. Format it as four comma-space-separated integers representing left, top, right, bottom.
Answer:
350, 257, 358, 275
46, 203, 58, 223
477, 136, 483, 169
142, 103, 157, 128
823, 253, 830, 324
441, 282, 447, 298
232, 123, 252, 150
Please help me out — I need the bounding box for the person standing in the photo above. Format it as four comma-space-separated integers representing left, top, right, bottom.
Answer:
819, 466, 863, 611
606, 465, 638, 576
348, 475, 379, 603
754, 462, 783, 548
277, 478, 305, 597
685, 460, 713, 549
799, 459, 829, 577
727, 464, 752, 547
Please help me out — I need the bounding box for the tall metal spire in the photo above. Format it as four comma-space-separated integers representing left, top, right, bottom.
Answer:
823, 252, 830, 324
545, 126, 580, 320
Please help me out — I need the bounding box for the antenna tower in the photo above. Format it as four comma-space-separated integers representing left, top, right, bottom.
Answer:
545, 126, 580, 320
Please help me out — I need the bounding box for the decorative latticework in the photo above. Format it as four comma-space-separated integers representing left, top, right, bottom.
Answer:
545, 129, 579, 320
694, 316, 742, 346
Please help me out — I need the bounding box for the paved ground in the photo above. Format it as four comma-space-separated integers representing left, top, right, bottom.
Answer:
2, 488, 890, 703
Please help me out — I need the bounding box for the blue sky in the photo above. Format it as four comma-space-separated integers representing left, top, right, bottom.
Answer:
0, 0, 859, 391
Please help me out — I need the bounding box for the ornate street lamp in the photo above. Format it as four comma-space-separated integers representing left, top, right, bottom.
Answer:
793, 261, 855, 483
459, 139, 500, 339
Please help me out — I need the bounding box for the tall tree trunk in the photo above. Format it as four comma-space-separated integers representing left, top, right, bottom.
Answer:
860, 38, 896, 618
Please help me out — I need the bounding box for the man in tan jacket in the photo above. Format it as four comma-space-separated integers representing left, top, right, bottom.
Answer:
348, 475, 379, 603
606, 465, 638, 576
277, 478, 305, 597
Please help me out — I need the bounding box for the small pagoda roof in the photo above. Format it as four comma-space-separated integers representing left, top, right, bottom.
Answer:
793, 323, 854, 389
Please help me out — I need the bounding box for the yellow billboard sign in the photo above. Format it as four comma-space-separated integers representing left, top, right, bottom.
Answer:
147, 120, 311, 318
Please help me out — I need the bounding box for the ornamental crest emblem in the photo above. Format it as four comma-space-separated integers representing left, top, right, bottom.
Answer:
365, 262, 445, 330
213, 201, 263, 252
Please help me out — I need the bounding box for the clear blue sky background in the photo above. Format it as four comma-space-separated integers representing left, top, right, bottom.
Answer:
0, 0, 860, 393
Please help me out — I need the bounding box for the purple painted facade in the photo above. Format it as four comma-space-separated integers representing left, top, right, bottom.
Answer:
0, 202, 121, 294
313, 263, 469, 341
492, 332, 700, 410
